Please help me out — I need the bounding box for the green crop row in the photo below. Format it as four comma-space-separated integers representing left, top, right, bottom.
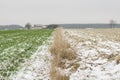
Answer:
0, 29, 53, 80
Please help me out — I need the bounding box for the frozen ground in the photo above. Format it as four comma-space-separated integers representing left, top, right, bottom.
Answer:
9, 29, 120, 80
10, 43, 52, 80
63, 29, 120, 80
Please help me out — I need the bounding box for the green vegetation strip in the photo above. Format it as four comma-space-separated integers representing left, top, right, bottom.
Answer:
0, 29, 53, 79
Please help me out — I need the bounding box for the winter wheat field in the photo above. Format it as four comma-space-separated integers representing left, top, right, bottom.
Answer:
0, 28, 120, 80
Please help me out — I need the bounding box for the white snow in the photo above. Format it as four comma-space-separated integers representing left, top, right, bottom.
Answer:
10, 44, 52, 80
63, 29, 120, 80
9, 29, 120, 80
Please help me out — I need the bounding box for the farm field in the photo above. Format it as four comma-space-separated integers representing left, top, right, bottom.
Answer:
63, 28, 120, 80
0, 29, 53, 80
1, 28, 120, 80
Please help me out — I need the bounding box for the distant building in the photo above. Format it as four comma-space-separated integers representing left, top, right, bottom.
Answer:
31, 24, 47, 29
33, 24, 43, 29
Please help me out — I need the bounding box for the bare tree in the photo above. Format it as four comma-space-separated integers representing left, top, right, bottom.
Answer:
25, 23, 32, 30
110, 20, 116, 28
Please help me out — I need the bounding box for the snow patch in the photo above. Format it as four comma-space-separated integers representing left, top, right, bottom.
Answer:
10, 44, 51, 80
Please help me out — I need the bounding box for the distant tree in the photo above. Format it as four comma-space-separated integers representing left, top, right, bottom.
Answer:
110, 20, 116, 28
46, 24, 59, 29
25, 23, 32, 30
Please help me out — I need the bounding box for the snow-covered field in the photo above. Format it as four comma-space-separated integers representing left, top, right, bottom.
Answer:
2, 29, 120, 80
10, 44, 51, 80
0, 30, 53, 80
63, 29, 120, 80
9, 34, 53, 80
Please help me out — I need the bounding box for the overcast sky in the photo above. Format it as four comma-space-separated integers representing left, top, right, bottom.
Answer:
0, 0, 120, 26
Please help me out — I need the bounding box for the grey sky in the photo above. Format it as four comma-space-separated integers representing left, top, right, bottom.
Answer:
0, 0, 120, 26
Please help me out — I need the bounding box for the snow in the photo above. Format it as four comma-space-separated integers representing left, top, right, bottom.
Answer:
9, 29, 120, 80
63, 29, 120, 80
77, 61, 120, 80
10, 44, 51, 80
